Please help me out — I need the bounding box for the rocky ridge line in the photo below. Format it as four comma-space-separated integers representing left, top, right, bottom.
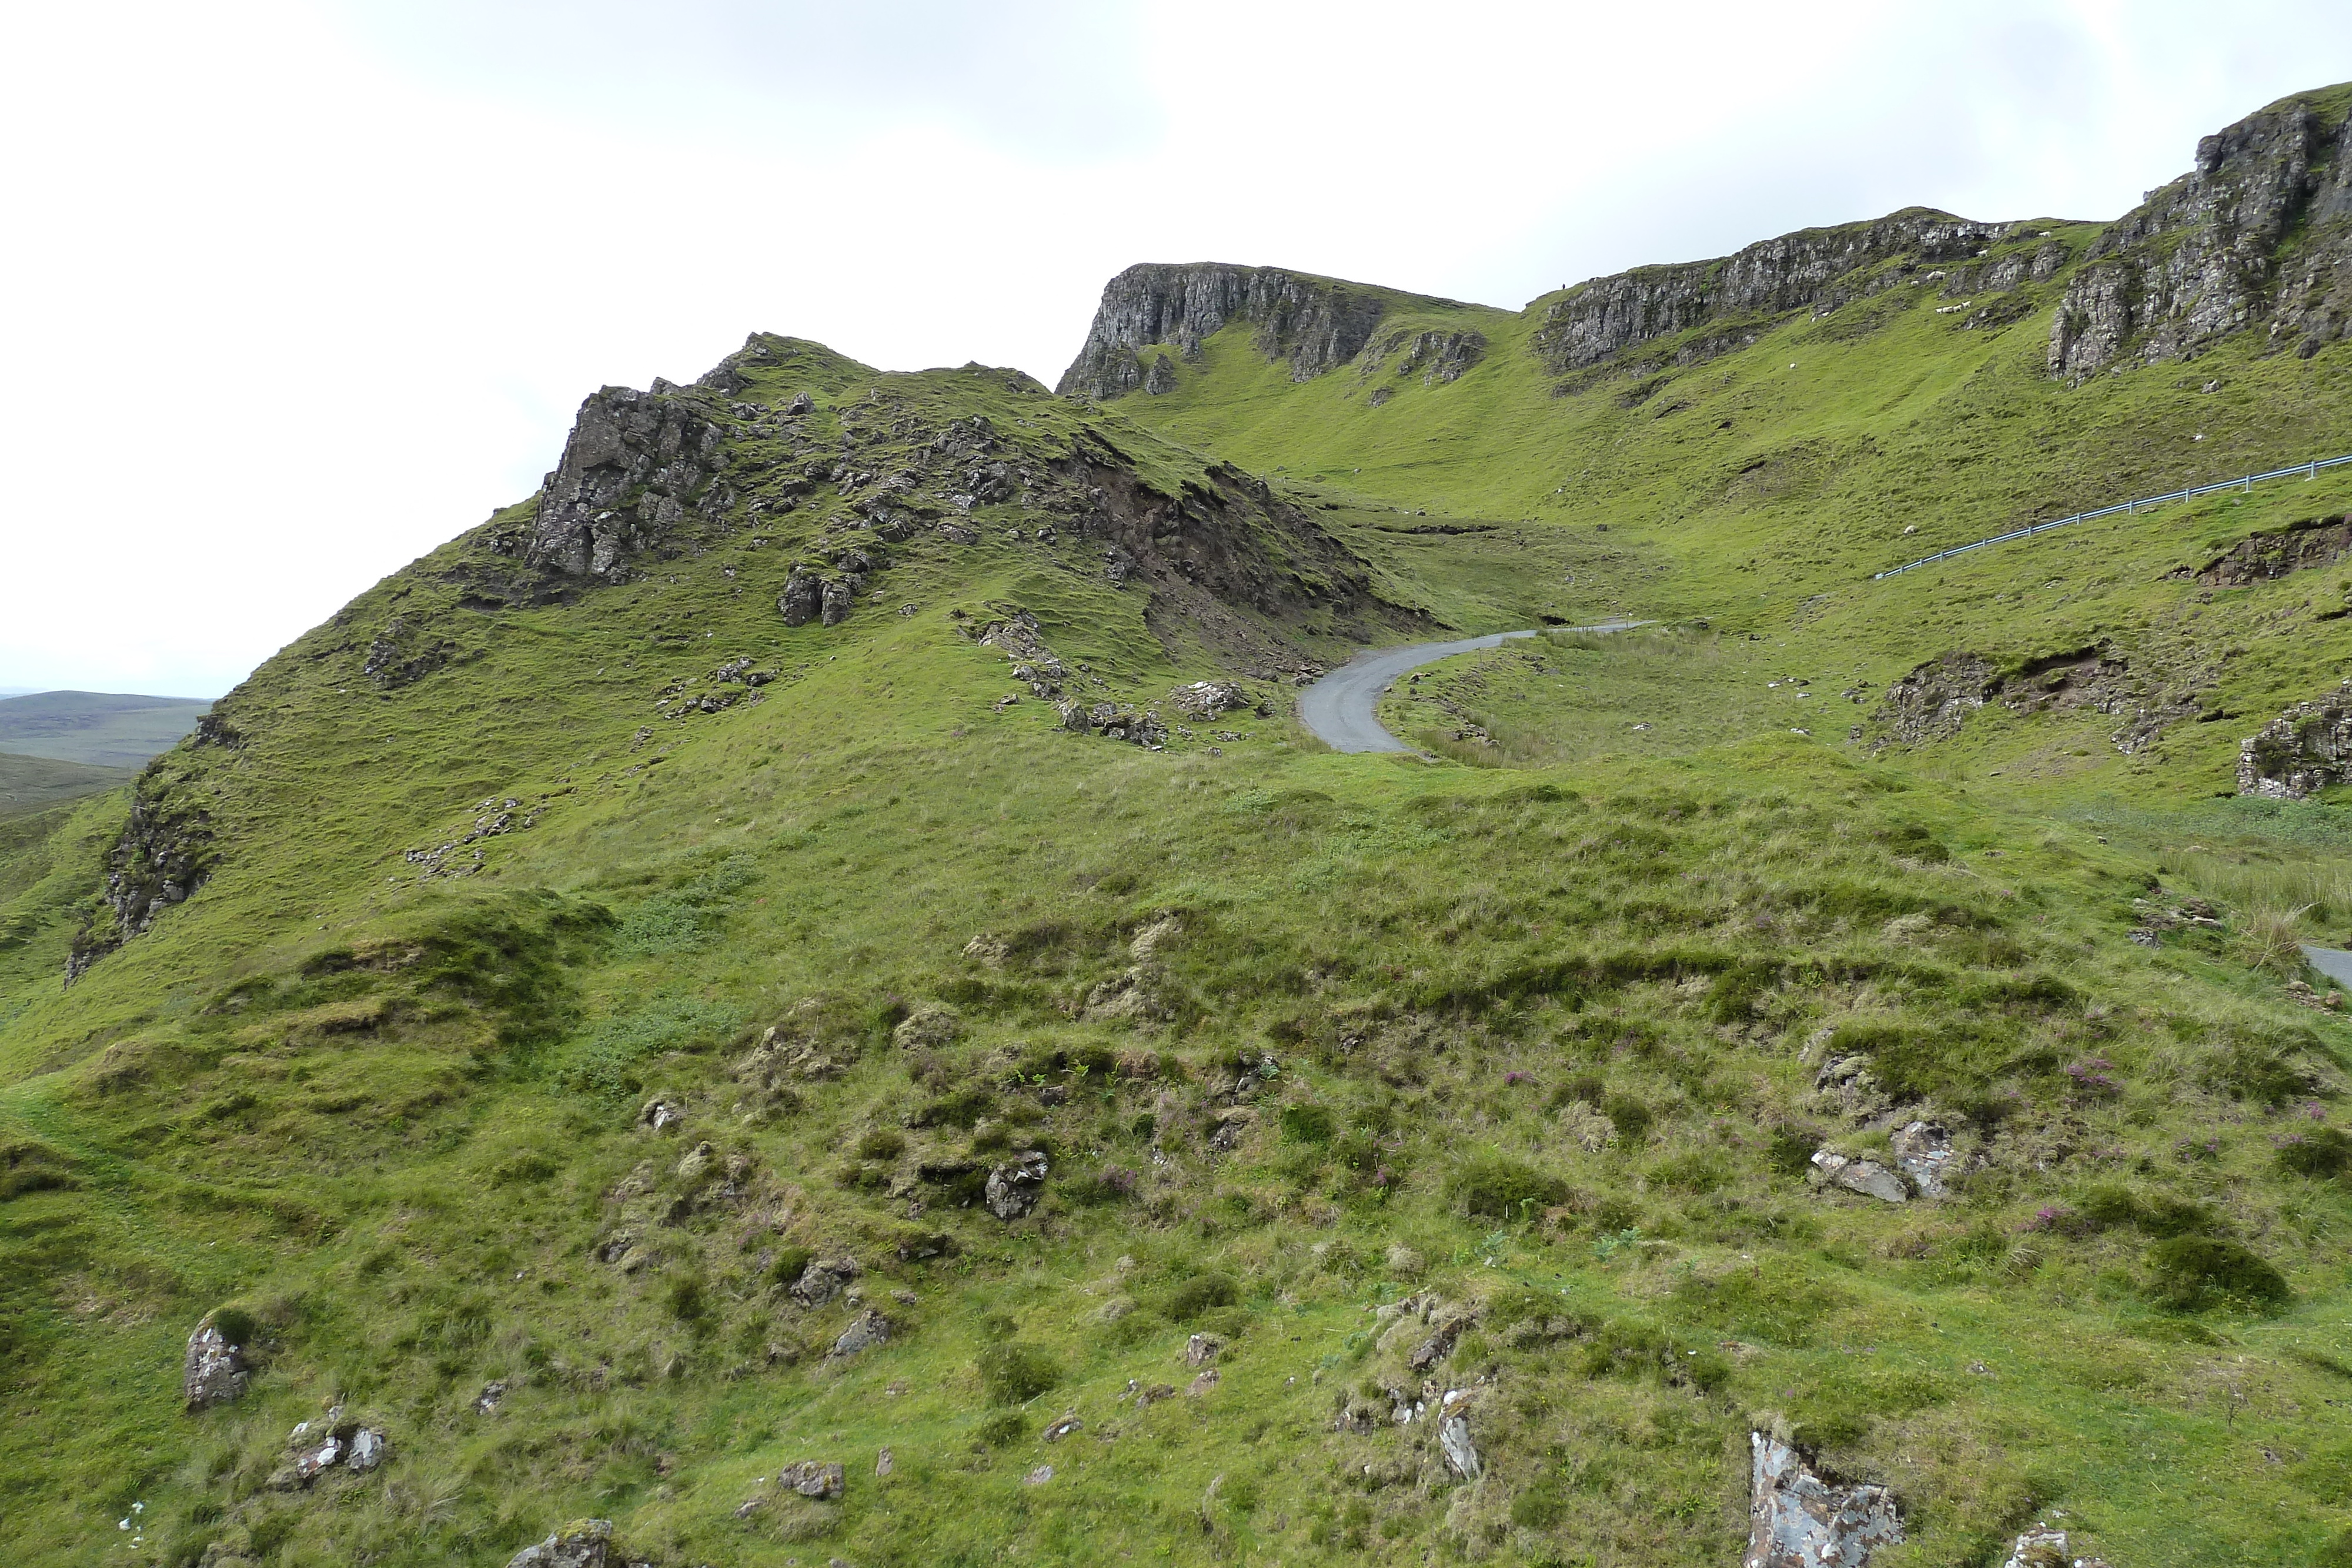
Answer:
1058, 263, 1458, 400
2050, 84, 2352, 379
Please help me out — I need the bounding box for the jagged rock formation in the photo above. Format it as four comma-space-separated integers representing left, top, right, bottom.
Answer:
1534, 209, 2050, 376
1744, 1432, 1903, 1568
2051, 85, 2352, 378
526, 386, 731, 579
65, 778, 213, 982
2240, 686, 2352, 798
1058, 263, 1415, 399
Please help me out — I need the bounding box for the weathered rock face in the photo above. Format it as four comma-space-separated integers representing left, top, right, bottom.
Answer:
2240, 687, 2352, 798
2182, 513, 2352, 587
1869, 638, 2217, 758
527, 386, 727, 579
985, 1151, 1048, 1219
1809, 1149, 1909, 1204
1745, 1432, 1904, 1568
1058, 263, 1400, 398
1889, 1120, 1957, 1199
183, 1319, 247, 1410
69, 783, 215, 982
505, 1519, 612, 1568
1534, 209, 2006, 375
828, 1308, 891, 1359
2052, 88, 2352, 378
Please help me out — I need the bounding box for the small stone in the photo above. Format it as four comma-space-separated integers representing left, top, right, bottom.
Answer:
1183, 1333, 1223, 1367
1043, 1417, 1083, 1442
1185, 1368, 1220, 1398
1024, 1464, 1054, 1486
874, 1447, 894, 1477
781, 1459, 846, 1500
475, 1379, 507, 1414
2001, 1524, 2069, 1568
1438, 1414, 1481, 1479
505, 1519, 613, 1568
348, 1428, 387, 1473
1809, 1148, 1909, 1203
828, 1309, 891, 1359
182, 1318, 248, 1410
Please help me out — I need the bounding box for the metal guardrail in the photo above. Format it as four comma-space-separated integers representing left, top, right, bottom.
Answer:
1871, 452, 2352, 579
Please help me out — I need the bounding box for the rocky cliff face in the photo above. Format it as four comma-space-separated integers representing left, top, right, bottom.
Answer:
1533, 209, 2032, 376
1057, 264, 1405, 399
525, 386, 733, 580
2050, 86, 2352, 379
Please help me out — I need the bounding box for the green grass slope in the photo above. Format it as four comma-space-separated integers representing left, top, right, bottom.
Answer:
3, 89, 2352, 1568
0, 751, 136, 818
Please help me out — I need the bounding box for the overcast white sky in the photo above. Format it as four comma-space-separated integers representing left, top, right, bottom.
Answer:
4, 2, 2349, 698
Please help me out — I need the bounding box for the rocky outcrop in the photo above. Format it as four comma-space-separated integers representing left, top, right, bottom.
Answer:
1745, 1432, 1904, 1568
2240, 686, 2352, 798
1058, 263, 1405, 398
67, 779, 215, 982
2052, 86, 2352, 377
505, 1520, 612, 1568
985, 1151, 1048, 1219
527, 386, 728, 579
1869, 639, 2218, 757
1535, 209, 2012, 375
2181, 513, 2352, 587
1808, 1149, 1907, 1204
182, 1317, 247, 1410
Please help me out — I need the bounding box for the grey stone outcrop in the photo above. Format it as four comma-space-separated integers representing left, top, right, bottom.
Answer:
1745, 1432, 1903, 1567
2051, 88, 2352, 377
505, 1520, 611, 1568
1058, 263, 1404, 398
183, 1318, 246, 1410
1535, 209, 2004, 375
2240, 686, 2352, 798
528, 387, 724, 579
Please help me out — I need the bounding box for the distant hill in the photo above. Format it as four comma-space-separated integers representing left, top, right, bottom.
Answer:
0, 690, 212, 767
0, 751, 136, 819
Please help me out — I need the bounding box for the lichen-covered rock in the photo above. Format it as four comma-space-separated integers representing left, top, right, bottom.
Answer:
790, 1256, 859, 1308
505, 1519, 612, 1568
1889, 1120, 1957, 1198
779, 1459, 846, 1500
985, 1151, 1048, 1220
1166, 680, 1252, 721
1745, 1432, 1903, 1567
1809, 1150, 1909, 1203
1437, 1409, 1481, 1479
2239, 688, 2352, 798
828, 1309, 891, 1359
182, 1318, 246, 1410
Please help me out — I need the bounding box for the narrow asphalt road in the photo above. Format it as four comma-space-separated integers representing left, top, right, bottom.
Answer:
1298, 621, 1644, 753
2303, 944, 2352, 989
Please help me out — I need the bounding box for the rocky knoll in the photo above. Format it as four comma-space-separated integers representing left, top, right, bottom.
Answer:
1532, 208, 2036, 376
1058, 263, 1450, 399
2051, 83, 2352, 377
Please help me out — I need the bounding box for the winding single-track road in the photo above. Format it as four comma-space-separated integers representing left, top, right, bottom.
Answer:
1299, 621, 1645, 753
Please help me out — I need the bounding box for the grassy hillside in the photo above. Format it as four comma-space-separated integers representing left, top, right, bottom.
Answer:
0, 691, 216, 768
4, 89, 2352, 1568
0, 751, 136, 818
